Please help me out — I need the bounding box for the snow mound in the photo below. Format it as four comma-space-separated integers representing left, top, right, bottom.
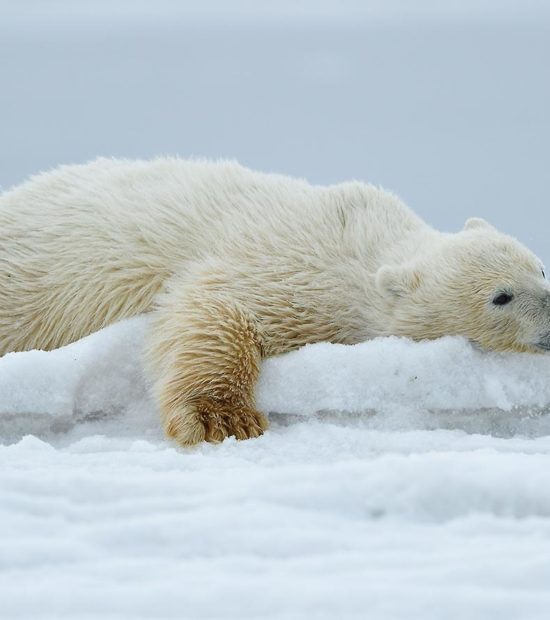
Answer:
3, 317, 550, 619
1, 315, 550, 440
0, 317, 152, 441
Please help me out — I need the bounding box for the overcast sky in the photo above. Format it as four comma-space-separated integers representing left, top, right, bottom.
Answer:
1, 1, 549, 264
3, 1, 550, 24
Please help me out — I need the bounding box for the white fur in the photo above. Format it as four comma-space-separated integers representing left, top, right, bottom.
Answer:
1, 158, 549, 443
0, 157, 424, 351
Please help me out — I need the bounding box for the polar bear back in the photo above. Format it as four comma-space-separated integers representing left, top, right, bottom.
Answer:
0, 158, 420, 353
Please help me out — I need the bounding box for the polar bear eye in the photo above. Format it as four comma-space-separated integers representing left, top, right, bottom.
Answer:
543, 268, 546, 279
493, 293, 513, 306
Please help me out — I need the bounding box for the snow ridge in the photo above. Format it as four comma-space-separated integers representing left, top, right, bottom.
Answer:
2, 317, 550, 619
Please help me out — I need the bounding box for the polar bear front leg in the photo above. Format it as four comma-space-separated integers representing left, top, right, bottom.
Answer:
147, 284, 268, 446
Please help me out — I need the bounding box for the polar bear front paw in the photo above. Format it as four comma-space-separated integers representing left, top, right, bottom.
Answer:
164, 399, 269, 446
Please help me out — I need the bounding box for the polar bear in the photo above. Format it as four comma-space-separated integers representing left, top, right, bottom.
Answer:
1, 158, 549, 444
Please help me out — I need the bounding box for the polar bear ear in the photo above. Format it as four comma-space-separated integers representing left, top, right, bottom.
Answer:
375, 265, 422, 298
464, 217, 495, 232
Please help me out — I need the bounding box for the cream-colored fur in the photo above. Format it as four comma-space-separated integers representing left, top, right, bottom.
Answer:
1, 158, 549, 444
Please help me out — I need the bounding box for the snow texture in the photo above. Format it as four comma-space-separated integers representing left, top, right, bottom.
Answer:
2, 316, 550, 619
2, 1, 550, 616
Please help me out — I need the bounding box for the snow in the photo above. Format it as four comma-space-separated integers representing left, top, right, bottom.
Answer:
2, 317, 550, 619
3, 1, 550, 617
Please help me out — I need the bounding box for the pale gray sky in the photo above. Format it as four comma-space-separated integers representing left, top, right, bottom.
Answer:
1, 1, 549, 263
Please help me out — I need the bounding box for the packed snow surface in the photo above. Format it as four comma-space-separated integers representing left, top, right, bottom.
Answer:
2, 315, 550, 619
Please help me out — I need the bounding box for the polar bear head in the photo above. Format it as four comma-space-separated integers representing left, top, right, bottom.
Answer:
376, 218, 550, 353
